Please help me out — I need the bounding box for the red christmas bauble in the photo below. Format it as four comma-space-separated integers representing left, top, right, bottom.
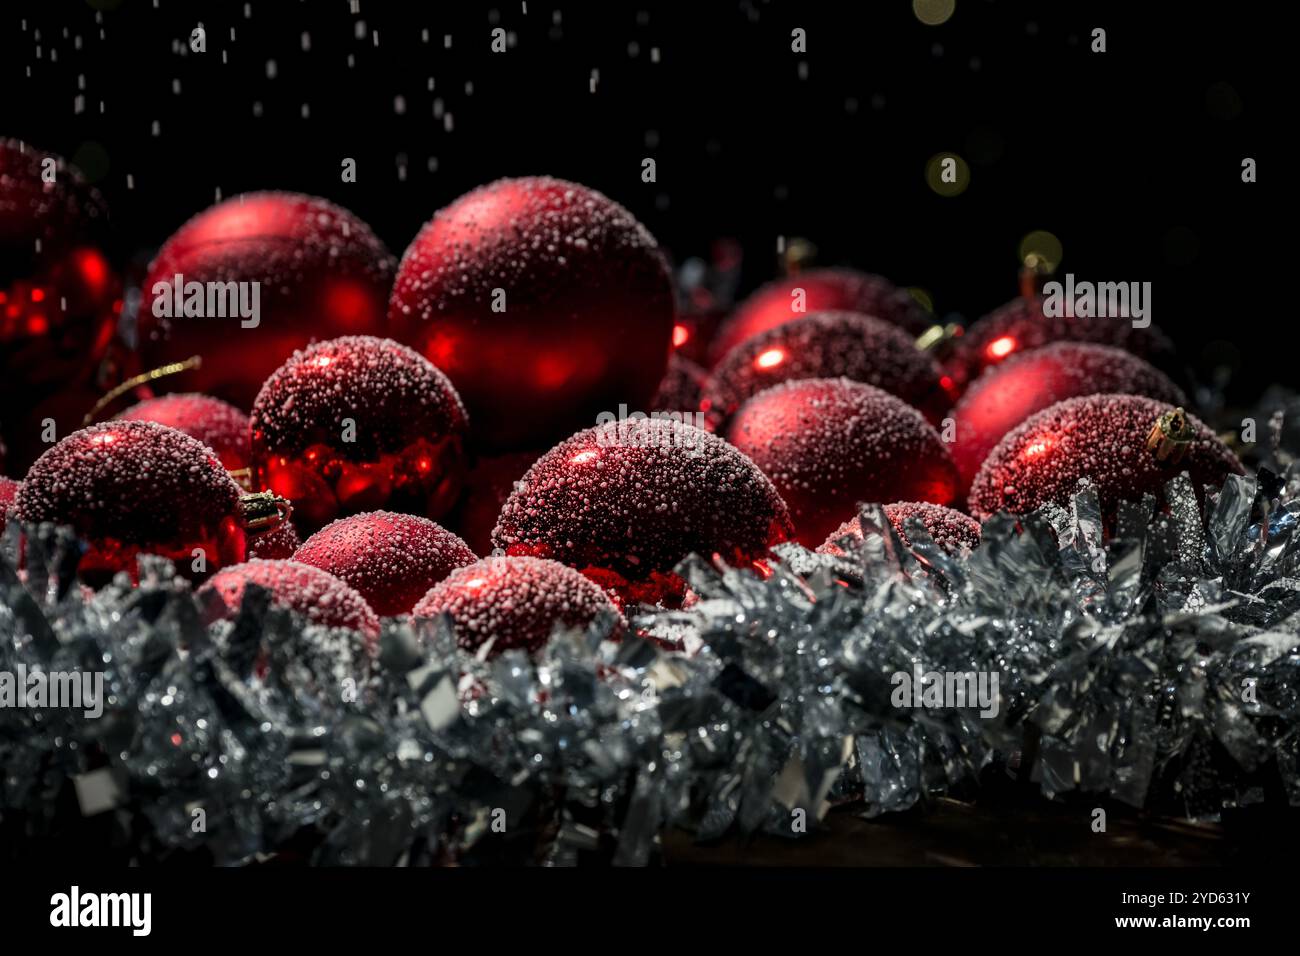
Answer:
0, 138, 109, 281
2, 140, 122, 473
447, 450, 541, 557
387, 176, 675, 451
945, 296, 1178, 393
294, 510, 477, 617
138, 192, 395, 408
818, 502, 981, 557
0, 475, 19, 534
668, 236, 742, 364
493, 417, 794, 605
413, 555, 624, 657
250, 335, 469, 534
702, 311, 951, 430
118, 393, 251, 473
724, 378, 958, 548
951, 342, 1186, 501
968, 394, 1243, 520
709, 268, 929, 366
199, 558, 380, 641
14, 421, 246, 584
650, 353, 709, 418
246, 518, 301, 560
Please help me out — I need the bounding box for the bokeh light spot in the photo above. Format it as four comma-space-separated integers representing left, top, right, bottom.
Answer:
1018, 230, 1064, 272
913, 0, 956, 27
986, 336, 1017, 360
925, 153, 970, 197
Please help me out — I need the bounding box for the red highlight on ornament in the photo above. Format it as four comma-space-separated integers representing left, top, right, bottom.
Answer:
986, 335, 1018, 359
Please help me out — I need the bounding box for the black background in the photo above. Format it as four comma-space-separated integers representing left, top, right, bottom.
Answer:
2, 865, 1283, 940
1, 0, 1281, 394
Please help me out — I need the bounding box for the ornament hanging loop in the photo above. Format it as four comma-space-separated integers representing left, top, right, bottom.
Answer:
915, 321, 962, 353
1019, 252, 1055, 301
780, 236, 817, 276
82, 355, 203, 426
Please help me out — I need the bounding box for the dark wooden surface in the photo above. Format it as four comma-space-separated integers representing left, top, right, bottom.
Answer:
663, 798, 1236, 866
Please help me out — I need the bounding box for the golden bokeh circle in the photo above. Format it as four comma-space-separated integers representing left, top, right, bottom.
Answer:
1018, 230, 1064, 271
913, 0, 956, 27
925, 153, 970, 197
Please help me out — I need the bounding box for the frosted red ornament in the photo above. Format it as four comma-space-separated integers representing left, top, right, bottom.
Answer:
447, 450, 540, 557
0, 475, 19, 533
818, 502, 981, 557
1, 140, 122, 473
138, 192, 395, 408
294, 510, 477, 617
967, 394, 1243, 520
14, 421, 247, 584
118, 393, 251, 473
493, 417, 794, 605
387, 176, 675, 451
702, 311, 951, 430
724, 378, 958, 548
246, 518, 301, 560
945, 296, 1178, 393
199, 558, 380, 641
1, 138, 109, 278
650, 353, 709, 418
950, 342, 1185, 500
250, 335, 469, 534
709, 268, 929, 366
413, 555, 624, 657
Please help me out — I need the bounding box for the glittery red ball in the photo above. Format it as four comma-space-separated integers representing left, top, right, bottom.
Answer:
118, 393, 251, 473
945, 296, 1178, 393
0, 475, 20, 534
951, 343, 1186, 501
246, 518, 301, 560
387, 176, 675, 452
413, 556, 624, 657
294, 511, 477, 617
138, 192, 395, 408
724, 378, 958, 548
0, 138, 109, 282
199, 559, 380, 641
709, 268, 929, 366
2, 140, 121, 473
448, 450, 541, 557
968, 394, 1243, 520
650, 353, 709, 417
702, 311, 951, 430
493, 417, 794, 605
249, 335, 469, 534
818, 502, 981, 556
14, 421, 246, 584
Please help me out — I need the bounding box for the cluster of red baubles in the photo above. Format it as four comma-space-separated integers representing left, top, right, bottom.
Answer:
1, 142, 1245, 658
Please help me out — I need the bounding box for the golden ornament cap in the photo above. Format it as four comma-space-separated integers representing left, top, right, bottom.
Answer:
239, 490, 292, 535
1146, 406, 1194, 465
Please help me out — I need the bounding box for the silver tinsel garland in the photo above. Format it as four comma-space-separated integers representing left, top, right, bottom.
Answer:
2, 466, 1299, 865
